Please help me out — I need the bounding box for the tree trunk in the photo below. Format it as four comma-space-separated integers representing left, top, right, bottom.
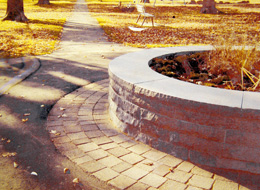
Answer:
37, 0, 50, 5
200, 0, 221, 14
3, 0, 28, 22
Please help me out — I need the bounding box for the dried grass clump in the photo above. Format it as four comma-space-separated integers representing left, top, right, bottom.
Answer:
206, 35, 260, 91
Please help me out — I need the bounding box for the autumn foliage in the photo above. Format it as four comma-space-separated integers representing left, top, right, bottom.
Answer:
88, 1, 260, 91
87, 2, 260, 48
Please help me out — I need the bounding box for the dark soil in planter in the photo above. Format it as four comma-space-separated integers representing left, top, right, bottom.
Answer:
149, 51, 260, 92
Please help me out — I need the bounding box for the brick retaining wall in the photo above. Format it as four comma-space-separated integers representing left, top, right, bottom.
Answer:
108, 46, 260, 174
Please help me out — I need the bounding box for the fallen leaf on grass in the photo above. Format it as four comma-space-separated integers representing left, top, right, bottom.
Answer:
58, 114, 67, 118
14, 162, 19, 168
59, 107, 66, 111
49, 130, 61, 136
64, 168, 70, 174
31, 171, 38, 176
22, 118, 29, 122
50, 130, 57, 134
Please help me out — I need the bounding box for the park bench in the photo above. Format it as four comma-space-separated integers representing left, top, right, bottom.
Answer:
136, 4, 154, 26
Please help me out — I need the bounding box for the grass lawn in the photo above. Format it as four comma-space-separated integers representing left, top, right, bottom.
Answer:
0, 0, 259, 58
86, 0, 260, 48
0, 0, 76, 58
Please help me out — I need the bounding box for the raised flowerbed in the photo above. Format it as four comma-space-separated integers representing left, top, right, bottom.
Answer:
108, 46, 260, 174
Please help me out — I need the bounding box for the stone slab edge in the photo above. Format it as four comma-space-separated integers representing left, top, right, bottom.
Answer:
108, 46, 260, 110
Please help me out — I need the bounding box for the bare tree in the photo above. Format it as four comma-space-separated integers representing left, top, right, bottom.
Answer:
37, 0, 50, 5
200, 0, 221, 14
3, 0, 28, 22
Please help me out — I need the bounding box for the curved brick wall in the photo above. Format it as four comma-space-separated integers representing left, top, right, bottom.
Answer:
108, 46, 260, 174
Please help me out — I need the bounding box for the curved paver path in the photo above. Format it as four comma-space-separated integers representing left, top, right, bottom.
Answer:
47, 79, 251, 190
46, 0, 255, 190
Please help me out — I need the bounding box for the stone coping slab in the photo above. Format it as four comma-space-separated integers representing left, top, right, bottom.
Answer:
109, 46, 260, 110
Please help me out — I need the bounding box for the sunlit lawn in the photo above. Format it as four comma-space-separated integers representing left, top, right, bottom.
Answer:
1, 0, 260, 58
0, 0, 76, 58
87, 0, 260, 48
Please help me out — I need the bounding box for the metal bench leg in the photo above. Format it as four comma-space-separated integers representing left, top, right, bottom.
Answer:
142, 17, 146, 26
136, 15, 141, 23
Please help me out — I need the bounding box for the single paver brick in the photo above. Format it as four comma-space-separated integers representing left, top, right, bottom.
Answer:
55, 142, 77, 152
158, 155, 183, 168
108, 147, 131, 157
100, 142, 119, 150
136, 158, 159, 171
191, 166, 213, 178
166, 169, 192, 183
93, 114, 109, 120
63, 121, 78, 126
80, 160, 106, 173
93, 168, 119, 182
78, 109, 91, 116
53, 136, 71, 144
142, 150, 167, 161
127, 182, 150, 190
212, 180, 239, 190
213, 174, 233, 182
87, 149, 108, 160
186, 186, 203, 190
73, 155, 94, 165
122, 166, 149, 180
159, 179, 187, 190
97, 155, 122, 167
188, 175, 215, 190
109, 175, 136, 190
140, 173, 167, 188
101, 129, 119, 137
81, 124, 99, 131
153, 164, 171, 177
47, 120, 63, 126
72, 137, 91, 145
176, 161, 195, 173
119, 140, 137, 148
78, 142, 99, 152
85, 130, 104, 138
111, 162, 133, 173
63, 148, 86, 160
64, 125, 82, 133
91, 136, 113, 145
128, 144, 151, 155
120, 153, 144, 165
110, 134, 131, 143
78, 115, 93, 121
67, 132, 87, 140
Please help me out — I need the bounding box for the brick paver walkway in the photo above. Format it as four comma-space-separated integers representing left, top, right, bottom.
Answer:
45, 0, 254, 189
47, 79, 249, 190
